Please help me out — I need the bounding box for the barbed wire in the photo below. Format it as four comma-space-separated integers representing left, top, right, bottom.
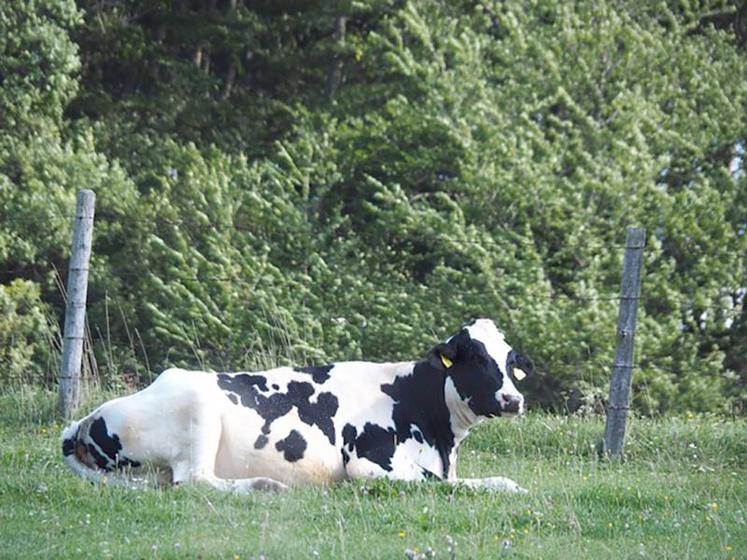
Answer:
4, 262, 744, 312
0, 265, 639, 303
0, 357, 726, 387
1, 206, 742, 390
0, 210, 643, 252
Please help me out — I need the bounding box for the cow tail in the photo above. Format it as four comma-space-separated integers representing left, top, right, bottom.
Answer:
61, 416, 108, 484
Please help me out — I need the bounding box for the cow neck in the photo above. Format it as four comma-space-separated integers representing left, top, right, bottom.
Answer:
443, 374, 483, 444
380, 361, 456, 479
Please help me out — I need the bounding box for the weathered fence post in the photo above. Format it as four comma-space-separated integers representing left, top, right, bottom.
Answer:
603, 227, 646, 459
59, 190, 96, 420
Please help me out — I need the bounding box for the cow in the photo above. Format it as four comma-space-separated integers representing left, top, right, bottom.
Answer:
61, 318, 534, 493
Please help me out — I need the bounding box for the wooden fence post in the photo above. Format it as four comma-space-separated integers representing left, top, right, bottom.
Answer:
59, 190, 96, 420
603, 227, 646, 459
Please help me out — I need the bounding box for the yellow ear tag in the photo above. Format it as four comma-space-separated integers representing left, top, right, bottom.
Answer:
441, 354, 453, 368
513, 368, 527, 381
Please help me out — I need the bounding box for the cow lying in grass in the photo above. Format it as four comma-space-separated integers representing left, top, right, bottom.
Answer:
62, 319, 533, 493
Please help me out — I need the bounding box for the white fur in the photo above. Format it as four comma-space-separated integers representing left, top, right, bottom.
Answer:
62, 320, 528, 494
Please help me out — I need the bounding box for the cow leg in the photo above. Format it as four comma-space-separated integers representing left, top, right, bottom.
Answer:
175, 474, 288, 494
451, 476, 527, 493
167, 414, 288, 494
171, 453, 289, 494
222, 477, 289, 493
345, 453, 427, 482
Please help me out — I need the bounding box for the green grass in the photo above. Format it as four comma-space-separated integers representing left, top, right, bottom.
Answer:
0, 387, 744, 559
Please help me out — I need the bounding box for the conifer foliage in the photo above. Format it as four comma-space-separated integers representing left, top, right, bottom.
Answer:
1, 0, 745, 413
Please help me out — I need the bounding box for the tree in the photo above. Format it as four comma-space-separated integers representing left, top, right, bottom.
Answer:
1, 0, 745, 413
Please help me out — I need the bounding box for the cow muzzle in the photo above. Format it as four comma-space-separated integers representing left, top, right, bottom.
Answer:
498, 392, 524, 416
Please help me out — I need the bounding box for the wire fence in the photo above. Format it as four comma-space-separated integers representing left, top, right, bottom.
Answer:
2, 210, 641, 249
5, 258, 734, 311
2, 265, 643, 302
0, 206, 742, 402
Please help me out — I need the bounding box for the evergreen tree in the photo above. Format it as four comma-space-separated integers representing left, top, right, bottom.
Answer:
1, 0, 744, 413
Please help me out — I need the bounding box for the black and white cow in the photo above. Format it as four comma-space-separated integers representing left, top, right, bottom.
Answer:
62, 319, 533, 493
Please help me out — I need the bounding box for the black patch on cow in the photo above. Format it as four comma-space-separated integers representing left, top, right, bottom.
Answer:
352, 422, 397, 472
62, 426, 79, 457
294, 365, 334, 384
296, 390, 338, 445
272, 384, 280, 391
275, 430, 307, 462
90, 417, 122, 462
254, 435, 268, 449
448, 337, 504, 418
86, 417, 141, 470
340, 423, 356, 471
62, 437, 75, 456
342, 423, 357, 452
87, 442, 111, 469
227, 393, 238, 405
341, 361, 461, 477
421, 468, 439, 480
380, 362, 455, 478
218, 373, 269, 394
217, 374, 339, 444
115, 457, 141, 469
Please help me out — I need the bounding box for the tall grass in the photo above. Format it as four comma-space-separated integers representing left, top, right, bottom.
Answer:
0, 384, 744, 559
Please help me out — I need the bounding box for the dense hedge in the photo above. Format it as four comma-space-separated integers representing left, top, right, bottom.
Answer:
1, 0, 745, 413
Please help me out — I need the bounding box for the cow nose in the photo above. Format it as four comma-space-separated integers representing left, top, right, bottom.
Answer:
499, 393, 523, 414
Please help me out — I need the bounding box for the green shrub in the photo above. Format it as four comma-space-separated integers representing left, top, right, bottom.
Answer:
0, 280, 58, 385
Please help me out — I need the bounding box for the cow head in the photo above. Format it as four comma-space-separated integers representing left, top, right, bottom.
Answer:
428, 319, 533, 423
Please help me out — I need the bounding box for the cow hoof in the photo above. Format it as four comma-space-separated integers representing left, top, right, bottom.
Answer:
250, 477, 289, 493
458, 476, 528, 493
484, 476, 528, 493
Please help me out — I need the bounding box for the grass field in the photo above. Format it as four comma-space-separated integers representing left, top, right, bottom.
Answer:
0, 387, 744, 559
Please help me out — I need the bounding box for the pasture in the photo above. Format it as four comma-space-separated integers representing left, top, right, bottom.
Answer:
0, 387, 744, 559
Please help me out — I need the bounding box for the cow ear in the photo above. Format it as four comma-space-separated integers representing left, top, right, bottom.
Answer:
427, 339, 458, 370
508, 350, 534, 381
